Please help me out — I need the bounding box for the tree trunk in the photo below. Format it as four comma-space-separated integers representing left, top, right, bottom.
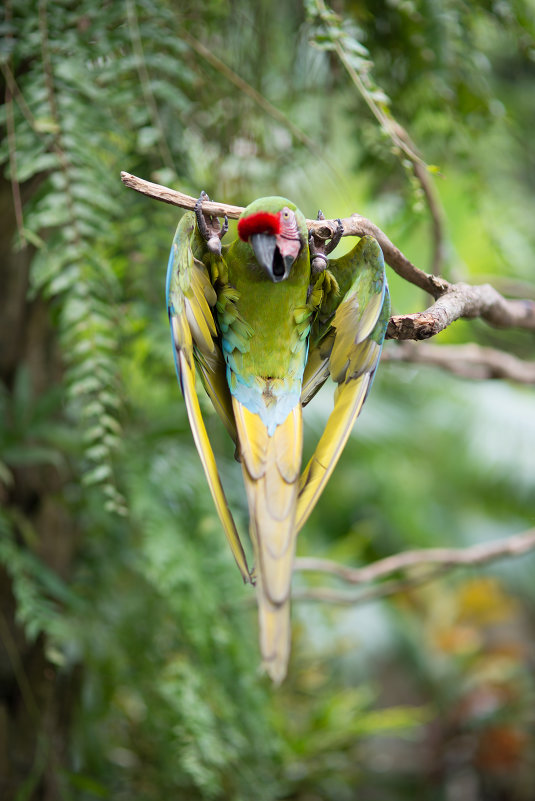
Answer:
0, 177, 79, 800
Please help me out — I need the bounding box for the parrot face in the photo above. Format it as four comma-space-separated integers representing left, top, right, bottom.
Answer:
237, 206, 303, 282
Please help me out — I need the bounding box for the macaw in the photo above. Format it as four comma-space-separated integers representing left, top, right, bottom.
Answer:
166, 193, 390, 683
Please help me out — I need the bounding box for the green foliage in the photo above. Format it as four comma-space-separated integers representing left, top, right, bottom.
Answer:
0, 511, 72, 644
0, 367, 71, 478
67, 432, 282, 800
2, 0, 134, 513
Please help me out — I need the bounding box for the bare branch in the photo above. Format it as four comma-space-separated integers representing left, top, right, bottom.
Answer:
308, 212, 449, 296
293, 528, 535, 605
292, 568, 445, 605
120, 173, 535, 338
121, 172, 245, 217
383, 341, 535, 383
311, 219, 535, 335
387, 282, 535, 339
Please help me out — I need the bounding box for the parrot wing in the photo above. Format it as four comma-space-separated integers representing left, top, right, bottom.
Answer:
166, 212, 252, 583
297, 235, 390, 532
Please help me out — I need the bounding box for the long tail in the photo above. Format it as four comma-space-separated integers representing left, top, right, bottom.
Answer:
233, 397, 303, 683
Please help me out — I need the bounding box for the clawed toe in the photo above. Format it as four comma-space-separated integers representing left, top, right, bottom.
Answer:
195, 191, 228, 254
309, 216, 343, 274
325, 218, 343, 255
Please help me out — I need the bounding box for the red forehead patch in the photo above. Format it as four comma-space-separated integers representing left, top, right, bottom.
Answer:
237, 211, 281, 242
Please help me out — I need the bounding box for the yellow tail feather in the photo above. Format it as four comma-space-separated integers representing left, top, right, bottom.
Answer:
257, 584, 291, 685
233, 397, 303, 682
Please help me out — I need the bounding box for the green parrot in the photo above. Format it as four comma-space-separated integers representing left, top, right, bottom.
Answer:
166, 193, 390, 683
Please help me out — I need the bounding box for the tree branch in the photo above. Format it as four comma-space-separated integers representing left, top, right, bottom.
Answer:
293, 528, 535, 604
386, 282, 535, 339
120, 171, 245, 217
292, 569, 445, 605
382, 341, 535, 383
120, 173, 535, 338
308, 211, 449, 297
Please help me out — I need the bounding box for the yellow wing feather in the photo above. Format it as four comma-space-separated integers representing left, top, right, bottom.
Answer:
169, 316, 252, 584
195, 346, 238, 444
300, 330, 334, 407
296, 373, 371, 533
296, 235, 389, 533
168, 214, 251, 583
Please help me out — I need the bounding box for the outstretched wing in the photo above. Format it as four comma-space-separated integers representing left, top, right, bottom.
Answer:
297, 235, 390, 532
166, 212, 252, 583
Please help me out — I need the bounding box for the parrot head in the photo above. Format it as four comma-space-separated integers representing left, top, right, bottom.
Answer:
237, 197, 307, 282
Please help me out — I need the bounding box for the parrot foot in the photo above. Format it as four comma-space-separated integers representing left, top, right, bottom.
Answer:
195, 191, 228, 254
324, 217, 344, 255
309, 215, 343, 275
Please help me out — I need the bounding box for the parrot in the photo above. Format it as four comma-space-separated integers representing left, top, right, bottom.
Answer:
166, 193, 390, 684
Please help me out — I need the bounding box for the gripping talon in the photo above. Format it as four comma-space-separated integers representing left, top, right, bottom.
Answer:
325, 218, 343, 255
309, 216, 342, 274
195, 191, 210, 239
309, 230, 326, 276
194, 191, 227, 254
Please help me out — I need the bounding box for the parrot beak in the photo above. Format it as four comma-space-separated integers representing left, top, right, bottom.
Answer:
250, 233, 291, 283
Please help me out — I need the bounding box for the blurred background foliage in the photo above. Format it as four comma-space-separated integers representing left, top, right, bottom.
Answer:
1, 0, 535, 799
